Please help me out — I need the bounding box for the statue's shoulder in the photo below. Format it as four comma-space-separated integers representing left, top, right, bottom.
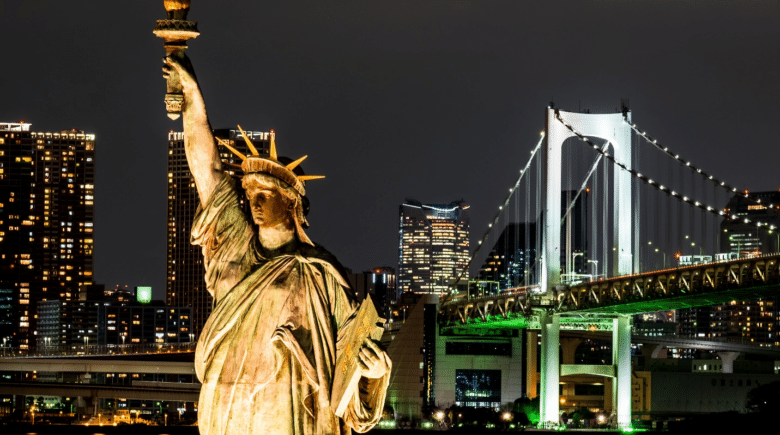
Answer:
297, 243, 351, 289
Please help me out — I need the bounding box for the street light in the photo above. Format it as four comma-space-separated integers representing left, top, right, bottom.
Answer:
655, 248, 666, 268
571, 252, 584, 276
587, 260, 598, 277
768, 230, 779, 253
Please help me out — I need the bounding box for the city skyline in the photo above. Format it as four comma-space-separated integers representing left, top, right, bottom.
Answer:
2, 1, 780, 298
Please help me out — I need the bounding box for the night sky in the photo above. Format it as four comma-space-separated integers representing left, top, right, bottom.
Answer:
1, 1, 779, 300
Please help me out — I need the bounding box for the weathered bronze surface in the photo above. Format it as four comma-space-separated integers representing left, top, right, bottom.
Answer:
159, 2, 391, 433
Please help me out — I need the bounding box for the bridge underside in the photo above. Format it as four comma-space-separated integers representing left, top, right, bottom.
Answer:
566, 284, 780, 315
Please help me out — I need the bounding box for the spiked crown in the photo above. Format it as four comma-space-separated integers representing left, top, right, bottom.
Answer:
216, 126, 325, 196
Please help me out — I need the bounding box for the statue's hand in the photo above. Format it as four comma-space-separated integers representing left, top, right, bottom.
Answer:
162, 54, 198, 94
358, 338, 389, 379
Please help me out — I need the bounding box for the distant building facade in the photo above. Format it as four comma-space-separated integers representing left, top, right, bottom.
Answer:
398, 199, 469, 295
0, 122, 95, 351
37, 297, 192, 352
475, 190, 587, 293
347, 267, 396, 322
166, 128, 270, 338
677, 191, 780, 347
720, 191, 780, 255
477, 223, 537, 292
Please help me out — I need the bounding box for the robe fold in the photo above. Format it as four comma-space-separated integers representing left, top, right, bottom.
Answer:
191, 173, 390, 435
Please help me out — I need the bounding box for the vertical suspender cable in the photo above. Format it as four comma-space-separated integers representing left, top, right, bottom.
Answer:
602, 158, 608, 277
525, 158, 531, 285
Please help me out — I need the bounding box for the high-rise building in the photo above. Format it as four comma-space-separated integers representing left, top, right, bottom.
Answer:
676, 191, 780, 347
475, 190, 588, 293
477, 223, 537, 291
37, 298, 192, 352
398, 199, 469, 295
166, 128, 270, 337
720, 191, 780, 255
0, 122, 95, 351
346, 267, 396, 321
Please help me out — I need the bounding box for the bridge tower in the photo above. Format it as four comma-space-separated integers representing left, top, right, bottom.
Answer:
542, 108, 636, 294
539, 107, 635, 429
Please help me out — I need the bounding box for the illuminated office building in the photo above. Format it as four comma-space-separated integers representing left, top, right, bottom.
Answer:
676, 191, 780, 348
0, 122, 96, 351
398, 199, 469, 295
347, 267, 395, 321
720, 191, 780, 255
166, 128, 270, 337
477, 223, 537, 291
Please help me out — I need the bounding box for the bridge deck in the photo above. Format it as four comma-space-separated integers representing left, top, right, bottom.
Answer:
440, 254, 780, 328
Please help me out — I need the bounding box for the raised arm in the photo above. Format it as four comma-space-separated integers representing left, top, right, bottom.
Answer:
163, 55, 223, 206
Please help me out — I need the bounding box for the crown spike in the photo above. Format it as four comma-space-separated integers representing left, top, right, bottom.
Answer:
216, 137, 246, 161
286, 155, 308, 171
298, 175, 325, 182
269, 130, 277, 161
237, 125, 260, 156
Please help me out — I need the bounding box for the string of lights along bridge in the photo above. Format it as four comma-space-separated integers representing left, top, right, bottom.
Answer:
456, 105, 780, 297
441, 106, 780, 429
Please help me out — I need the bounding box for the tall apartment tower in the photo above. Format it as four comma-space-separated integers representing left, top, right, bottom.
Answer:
166, 128, 270, 337
398, 199, 469, 295
0, 122, 96, 350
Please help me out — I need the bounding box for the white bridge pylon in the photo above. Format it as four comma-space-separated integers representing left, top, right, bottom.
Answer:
542, 108, 636, 294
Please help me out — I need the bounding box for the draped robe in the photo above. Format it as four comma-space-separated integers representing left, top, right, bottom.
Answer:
191, 174, 390, 435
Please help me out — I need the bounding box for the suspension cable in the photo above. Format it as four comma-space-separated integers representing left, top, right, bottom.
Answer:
450, 133, 545, 291
556, 112, 778, 232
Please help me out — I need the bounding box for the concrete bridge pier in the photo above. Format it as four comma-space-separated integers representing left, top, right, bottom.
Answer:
539, 312, 560, 428
539, 313, 633, 429
612, 315, 632, 430
717, 351, 740, 373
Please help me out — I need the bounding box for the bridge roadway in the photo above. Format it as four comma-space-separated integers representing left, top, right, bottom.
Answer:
562, 330, 780, 357
0, 381, 200, 402
440, 253, 780, 329
0, 353, 199, 401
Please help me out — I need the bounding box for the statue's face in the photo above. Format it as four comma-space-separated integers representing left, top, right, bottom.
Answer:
245, 182, 291, 229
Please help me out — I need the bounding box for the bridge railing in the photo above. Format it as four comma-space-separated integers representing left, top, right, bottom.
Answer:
557, 254, 780, 312
0, 341, 197, 358
439, 253, 780, 326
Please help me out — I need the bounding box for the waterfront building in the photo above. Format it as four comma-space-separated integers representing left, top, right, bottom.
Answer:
397, 199, 469, 295
166, 128, 270, 337
0, 122, 95, 351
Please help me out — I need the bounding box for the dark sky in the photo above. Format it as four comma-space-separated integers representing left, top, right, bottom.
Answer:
2, 1, 779, 299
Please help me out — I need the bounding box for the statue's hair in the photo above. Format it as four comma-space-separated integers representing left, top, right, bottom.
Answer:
241, 173, 313, 246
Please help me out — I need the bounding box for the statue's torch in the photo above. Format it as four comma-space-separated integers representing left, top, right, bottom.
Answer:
154, 0, 199, 120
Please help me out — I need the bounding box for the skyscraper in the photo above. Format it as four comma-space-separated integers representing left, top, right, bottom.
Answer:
398, 199, 469, 295
720, 191, 780, 255
676, 191, 780, 347
477, 223, 537, 291
166, 128, 270, 337
0, 122, 96, 350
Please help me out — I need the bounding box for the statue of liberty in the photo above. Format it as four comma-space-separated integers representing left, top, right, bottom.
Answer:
159, 4, 391, 434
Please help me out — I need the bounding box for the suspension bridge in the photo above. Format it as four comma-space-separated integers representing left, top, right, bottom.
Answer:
440, 105, 780, 428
